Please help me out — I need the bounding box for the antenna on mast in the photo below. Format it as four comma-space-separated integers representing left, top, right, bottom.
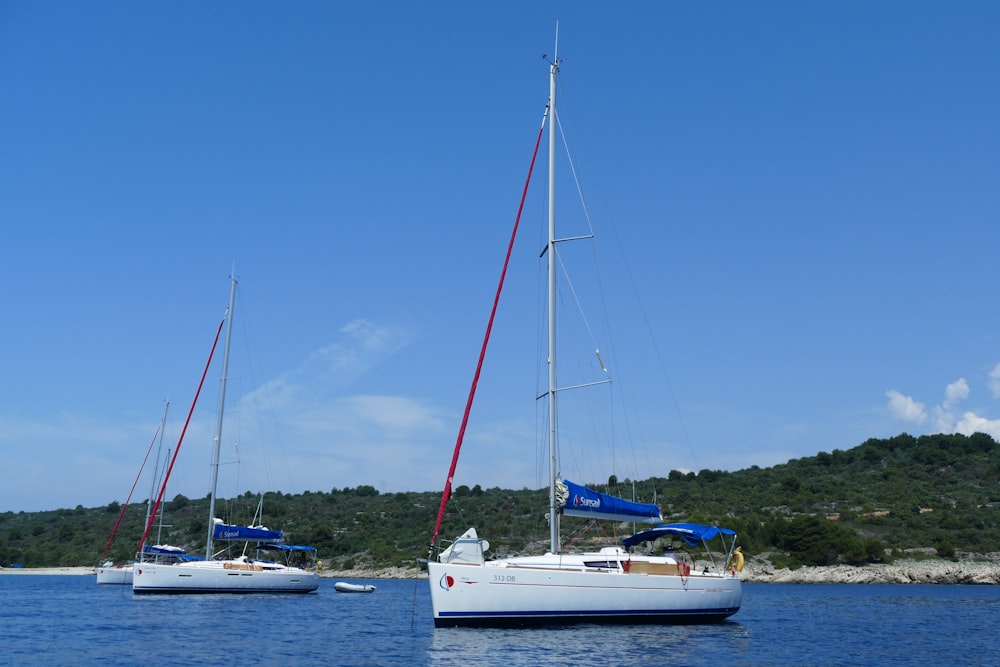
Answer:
543, 21, 562, 69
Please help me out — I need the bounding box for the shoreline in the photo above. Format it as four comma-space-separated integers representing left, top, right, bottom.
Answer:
5, 557, 1000, 584
740, 555, 1000, 585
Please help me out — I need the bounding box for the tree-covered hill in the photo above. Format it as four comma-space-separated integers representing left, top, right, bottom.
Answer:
2, 432, 997, 570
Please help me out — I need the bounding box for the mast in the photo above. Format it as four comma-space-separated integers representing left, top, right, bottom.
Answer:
156, 447, 170, 544
205, 275, 237, 559
547, 29, 560, 554
143, 400, 170, 545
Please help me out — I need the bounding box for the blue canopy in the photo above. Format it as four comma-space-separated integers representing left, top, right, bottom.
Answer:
622, 522, 736, 549
559, 479, 662, 524
212, 523, 284, 543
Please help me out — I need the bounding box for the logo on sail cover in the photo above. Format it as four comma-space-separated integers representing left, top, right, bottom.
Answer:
573, 494, 601, 509
438, 573, 455, 590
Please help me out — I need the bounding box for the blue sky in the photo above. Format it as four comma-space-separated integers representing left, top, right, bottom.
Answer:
2, 2, 998, 513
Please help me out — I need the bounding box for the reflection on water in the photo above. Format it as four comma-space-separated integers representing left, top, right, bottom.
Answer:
426, 583, 1000, 667
428, 622, 751, 667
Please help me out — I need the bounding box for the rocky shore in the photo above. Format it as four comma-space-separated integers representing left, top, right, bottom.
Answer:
740, 554, 1000, 585
319, 566, 421, 580
322, 557, 1000, 585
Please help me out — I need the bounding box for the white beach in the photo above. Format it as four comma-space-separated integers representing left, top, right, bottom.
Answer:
0, 566, 96, 575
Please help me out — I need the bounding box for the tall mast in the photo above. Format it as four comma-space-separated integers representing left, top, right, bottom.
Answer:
156, 447, 170, 544
143, 399, 170, 545
547, 28, 560, 554
205, 275, 237, 559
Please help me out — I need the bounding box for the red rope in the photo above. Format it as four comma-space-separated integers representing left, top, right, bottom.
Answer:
430, 109, 549, 549
137, 318, 225, 554
98, 418, 163, 563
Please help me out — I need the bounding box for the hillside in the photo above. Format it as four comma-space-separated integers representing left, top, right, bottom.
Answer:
2, 432, 998, 571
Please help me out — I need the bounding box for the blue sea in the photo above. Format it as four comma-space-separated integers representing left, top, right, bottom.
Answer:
1, 575, 996, 666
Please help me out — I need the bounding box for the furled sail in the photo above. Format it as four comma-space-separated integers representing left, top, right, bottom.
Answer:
556, 479, 662, 524
212, 520, 284, 544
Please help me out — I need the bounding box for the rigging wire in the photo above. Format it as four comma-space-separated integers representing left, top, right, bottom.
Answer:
137, 317, 225, 554
99, 415, 164, 564
555, 73, 700, 478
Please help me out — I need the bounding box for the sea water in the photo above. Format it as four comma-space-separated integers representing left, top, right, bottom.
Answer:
1, 575, 996, 666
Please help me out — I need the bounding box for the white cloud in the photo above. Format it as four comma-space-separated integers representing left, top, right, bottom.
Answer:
943, 378, 969, 408
888, 370, 1000, 442
930, 378, 970, 432
342, 395, 448, 434
301, 319, 412, 388
989, 363, 1000, 399
0, 318, 435, 511
886, 390, 927, 424
931, 405, 952, 433
242, 319, 413, 412
953, 411, 1000, 440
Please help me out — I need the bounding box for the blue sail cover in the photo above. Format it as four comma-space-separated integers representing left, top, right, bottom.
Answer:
559, 479, 662, 524
212, 523, 284, 544
621, 522, 736, 549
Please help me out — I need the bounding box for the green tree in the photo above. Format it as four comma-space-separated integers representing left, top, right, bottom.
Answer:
779, 516, 845, 566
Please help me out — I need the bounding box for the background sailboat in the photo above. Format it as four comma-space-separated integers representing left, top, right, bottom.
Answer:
96, 401, 170, 585
132, 276, 319, 594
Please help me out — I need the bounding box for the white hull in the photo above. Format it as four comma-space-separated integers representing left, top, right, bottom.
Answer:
96, 564, 133, 585
133, 559, 319, 594
427, 555, 741, 627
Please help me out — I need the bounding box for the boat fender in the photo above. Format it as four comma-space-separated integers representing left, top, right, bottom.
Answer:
729, 547, 745, 573
622, 557, 630, 573
678, 561, 690, 580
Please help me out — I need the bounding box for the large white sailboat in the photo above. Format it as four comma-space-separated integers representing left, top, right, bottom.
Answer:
132, 277, 320, 594
426, 39, 742, 626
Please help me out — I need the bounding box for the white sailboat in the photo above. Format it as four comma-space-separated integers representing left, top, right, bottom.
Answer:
96, 562, 133, 585
426, 38, 742, 626
133, 276, 320, 594
97, 401, 171, 586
